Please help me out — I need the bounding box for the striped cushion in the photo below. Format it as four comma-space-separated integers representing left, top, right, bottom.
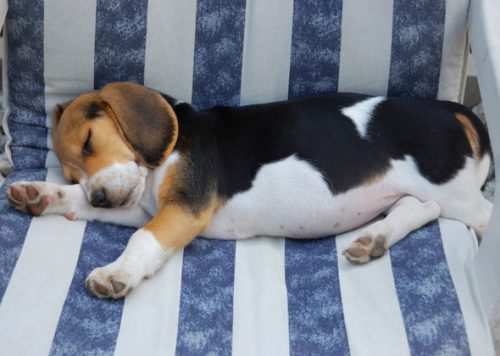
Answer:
1, 0, 493, 355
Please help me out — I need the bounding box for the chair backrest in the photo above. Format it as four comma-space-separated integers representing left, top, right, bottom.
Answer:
5, 0, 470, 170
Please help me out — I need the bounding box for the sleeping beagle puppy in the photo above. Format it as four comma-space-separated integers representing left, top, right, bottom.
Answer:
7, 82, 492, 299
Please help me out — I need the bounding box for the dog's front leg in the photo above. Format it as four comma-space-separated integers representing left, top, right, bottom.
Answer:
6, 181, 149, 227
86, 204, 212, 299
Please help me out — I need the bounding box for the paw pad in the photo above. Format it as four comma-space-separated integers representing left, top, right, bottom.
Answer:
343, 235, 387, 264
7, 183, 53, 216
26, 185, 39, 200
9, 185, 23, 202
85, 267, 133, 299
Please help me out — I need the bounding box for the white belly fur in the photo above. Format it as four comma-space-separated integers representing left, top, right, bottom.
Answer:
203, 155, 402, 239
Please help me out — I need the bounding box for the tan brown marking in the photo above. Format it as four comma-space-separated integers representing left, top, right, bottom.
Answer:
144, 203, 215, 251
455, 113, 481, 160
156, 153, 226, 211
150, 155, 223, 250
82, 118, 136, 176
360, 165, 391, 188
52, 92, 136, 181
51, 82, 178, 184
145, 154, 222, 250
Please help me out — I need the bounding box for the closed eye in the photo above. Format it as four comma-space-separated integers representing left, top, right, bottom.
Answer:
82, 129, 92, 157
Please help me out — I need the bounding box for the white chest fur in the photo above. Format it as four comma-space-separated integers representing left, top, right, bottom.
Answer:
204, 155, 401, 239
139, 152, 180, 218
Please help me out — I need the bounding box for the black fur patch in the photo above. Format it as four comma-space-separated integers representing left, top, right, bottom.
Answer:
165, 93, 490, 211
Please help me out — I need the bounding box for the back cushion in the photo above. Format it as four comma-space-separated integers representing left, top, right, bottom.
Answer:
5, 0, 469, 170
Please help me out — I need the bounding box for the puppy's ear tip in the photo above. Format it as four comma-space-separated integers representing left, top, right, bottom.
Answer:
53, 100, 75, 124
54, 104, 64, 113
53, 104, 65, 124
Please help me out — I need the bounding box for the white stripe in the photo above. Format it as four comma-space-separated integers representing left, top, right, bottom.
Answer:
0, 168, 86, 355
113, 250, 184, 356
437, 0, 469, 101
45, 149, 60, 168
239, 0, 294, 105
231, 237, 289, 356
43, 0, 96, 167
231, 14, 292, 351
144, 0, 197, 102
337, 0, 393, 95
43, 0, 96, 131
336, 226, 411, 356
439, 218, 495, 356
341, 96, 385, 138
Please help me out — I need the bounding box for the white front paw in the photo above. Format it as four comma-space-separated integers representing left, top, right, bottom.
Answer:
7, 181, 75, 218
85, 263, 141, 299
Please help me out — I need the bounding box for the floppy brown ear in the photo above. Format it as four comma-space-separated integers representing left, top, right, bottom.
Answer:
97, 82, 179, 167
51, 100, 73, 148
52, 100, 73, 128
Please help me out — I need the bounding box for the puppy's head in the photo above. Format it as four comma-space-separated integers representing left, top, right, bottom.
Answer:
52, 82, 178, 208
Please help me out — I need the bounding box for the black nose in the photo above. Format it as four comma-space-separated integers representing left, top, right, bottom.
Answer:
90, 188, 111, 208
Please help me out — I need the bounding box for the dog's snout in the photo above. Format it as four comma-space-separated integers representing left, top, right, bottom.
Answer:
91, 188, 111, 208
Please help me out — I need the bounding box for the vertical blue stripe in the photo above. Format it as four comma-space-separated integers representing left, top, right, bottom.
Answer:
285, 237, 349, 355
1, 0, 47, 300
9, 147, 49, 171
0, 169, 47, 301
388, 0, 446, 98
94, 0, 148, 89
176, 238, 236, 355
390, 221, 470, 355
6, 0, 47, 168
7, 0, 46, 127
50, 223, 134, 356
288, 0, 343, 99
8, 122, 48, 149
191, 0, 246, 109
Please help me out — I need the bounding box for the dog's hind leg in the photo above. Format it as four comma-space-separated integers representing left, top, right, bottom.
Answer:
343, 196, 441, 264
438, 190, 492, 239
423, 156, 493, 239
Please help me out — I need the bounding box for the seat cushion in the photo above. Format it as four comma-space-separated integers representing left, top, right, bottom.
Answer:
0, 168, 494, 354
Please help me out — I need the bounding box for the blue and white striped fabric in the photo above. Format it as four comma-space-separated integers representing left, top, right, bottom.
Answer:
0, 0, 494, 354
